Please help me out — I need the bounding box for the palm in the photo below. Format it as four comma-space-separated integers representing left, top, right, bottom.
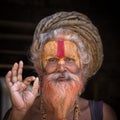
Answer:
5, 61, 39, 111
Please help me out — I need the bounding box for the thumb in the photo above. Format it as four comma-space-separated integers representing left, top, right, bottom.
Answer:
32, 77, 39, 97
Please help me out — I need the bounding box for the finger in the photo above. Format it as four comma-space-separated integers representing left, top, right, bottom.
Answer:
17, 60, 23, 82
5, 71, 13, 89
32, 77, 39, 97
21, 76, 36, 91
23, 76, 36, 87
11, 62, 18, 83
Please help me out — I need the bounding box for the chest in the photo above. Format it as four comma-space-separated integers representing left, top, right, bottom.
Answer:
23, 108, 91, 120
23, 100, 102, 120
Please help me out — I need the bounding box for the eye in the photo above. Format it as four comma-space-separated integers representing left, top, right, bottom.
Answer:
64, 57, 75, 62
48, 58, 59, 63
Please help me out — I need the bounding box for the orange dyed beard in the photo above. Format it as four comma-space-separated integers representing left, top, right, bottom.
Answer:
42, 72, 83, 119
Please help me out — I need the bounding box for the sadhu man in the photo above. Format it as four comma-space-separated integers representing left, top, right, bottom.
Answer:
4, 11, 117, 120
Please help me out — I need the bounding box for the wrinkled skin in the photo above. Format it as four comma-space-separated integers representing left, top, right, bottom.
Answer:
5, 61, 39, 112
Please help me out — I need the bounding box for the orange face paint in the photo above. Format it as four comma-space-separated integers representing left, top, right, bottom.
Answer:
57, 38, 65, 59
42, 40, 80, 68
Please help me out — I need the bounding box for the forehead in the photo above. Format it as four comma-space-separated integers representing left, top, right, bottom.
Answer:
43, 40, 78, 57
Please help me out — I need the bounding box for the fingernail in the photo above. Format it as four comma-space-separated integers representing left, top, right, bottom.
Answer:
20, 60, 23, 64
8, 71, 11, 74
36, 77, 39, 80
32, 76, 36, 79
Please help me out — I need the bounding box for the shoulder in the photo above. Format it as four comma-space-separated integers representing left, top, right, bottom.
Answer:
79, 98, 118, 120
103, 102, 117, 120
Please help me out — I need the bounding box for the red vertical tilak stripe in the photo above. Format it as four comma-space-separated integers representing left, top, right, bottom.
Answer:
57, 39, 65, 58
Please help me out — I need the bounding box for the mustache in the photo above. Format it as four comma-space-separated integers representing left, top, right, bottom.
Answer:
46, 72, 79, 81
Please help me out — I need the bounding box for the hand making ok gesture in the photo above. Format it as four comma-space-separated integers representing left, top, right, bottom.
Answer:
5, 61, 39, 112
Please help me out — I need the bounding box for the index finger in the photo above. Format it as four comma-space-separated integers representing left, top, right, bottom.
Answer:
5, 71, 13, 90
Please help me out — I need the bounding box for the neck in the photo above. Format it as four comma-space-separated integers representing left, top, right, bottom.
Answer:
40, 96, 80, 120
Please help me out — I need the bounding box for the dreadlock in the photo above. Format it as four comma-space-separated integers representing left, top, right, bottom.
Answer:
30, 11, 103, 79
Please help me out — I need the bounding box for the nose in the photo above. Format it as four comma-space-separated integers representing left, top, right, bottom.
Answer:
57, 59, 66, 72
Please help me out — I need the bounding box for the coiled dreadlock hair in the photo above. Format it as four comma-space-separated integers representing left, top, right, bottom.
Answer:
30, 11, 103, 79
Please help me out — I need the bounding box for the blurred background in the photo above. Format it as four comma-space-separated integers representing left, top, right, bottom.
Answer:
0, 0, 120, 119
